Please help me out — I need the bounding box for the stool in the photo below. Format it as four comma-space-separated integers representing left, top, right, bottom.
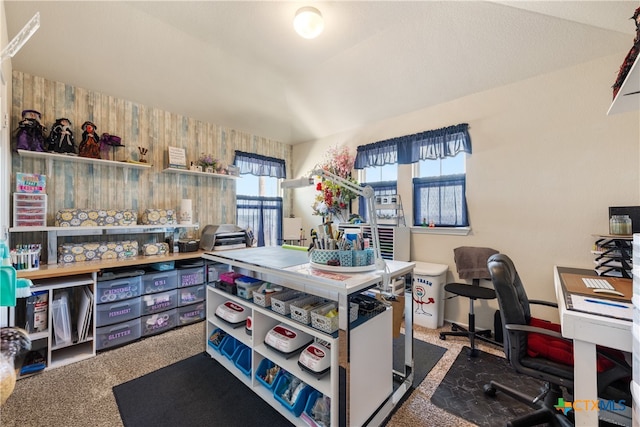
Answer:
439, 279, 496, 357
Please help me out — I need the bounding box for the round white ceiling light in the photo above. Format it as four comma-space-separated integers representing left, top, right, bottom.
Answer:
294, 6, 324, 39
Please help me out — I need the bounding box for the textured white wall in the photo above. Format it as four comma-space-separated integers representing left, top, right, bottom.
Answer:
292, 53, 640, 329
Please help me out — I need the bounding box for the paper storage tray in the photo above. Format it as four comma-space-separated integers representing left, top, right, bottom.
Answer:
207, 328, 228, 352
256, 358, 282, 390
177, 302, 205, 325
141, 289, 178, 315
290, 297, 328, 325
96, 320, 142, 351
96, 296, 142, 327
234, 346, 252, 376
142, 269, 177, 294
178, 285, 205, 306
96, 276, 142, 304
273, 373, 312, 417
141, 308, 177, 337
271, 291, 306, 315
178, 266, 205, 288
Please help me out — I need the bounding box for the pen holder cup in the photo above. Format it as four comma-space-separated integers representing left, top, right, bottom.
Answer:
353, 250, 369, 267
339, 250, 353, 267
310, 249, 339, 265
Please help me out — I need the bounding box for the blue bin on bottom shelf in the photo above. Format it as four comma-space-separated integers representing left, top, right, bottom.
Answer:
234, 346, 251, 376
221, 336, 241, 360
273, 373, 312, 417
304, 390, 331, 426
207, 328, 228, 353
256, 358, 282, 390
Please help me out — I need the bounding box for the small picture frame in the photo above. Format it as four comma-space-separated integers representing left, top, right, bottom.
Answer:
168, 146, 187, 169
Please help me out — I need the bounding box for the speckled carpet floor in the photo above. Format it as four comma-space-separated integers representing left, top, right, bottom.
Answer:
0, 321, 513, 426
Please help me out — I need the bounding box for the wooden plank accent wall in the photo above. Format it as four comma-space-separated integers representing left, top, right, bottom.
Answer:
10, 71, 292, 230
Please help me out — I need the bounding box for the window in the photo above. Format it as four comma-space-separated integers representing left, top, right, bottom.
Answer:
233, 151, 285, 246
354, 123, 471, 228
359, 164, 397, 222
413, 154, 468, 227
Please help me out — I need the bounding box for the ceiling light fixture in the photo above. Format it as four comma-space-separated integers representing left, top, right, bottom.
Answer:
294, 6, 324, 39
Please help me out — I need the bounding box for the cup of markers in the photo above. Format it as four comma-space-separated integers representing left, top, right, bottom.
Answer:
11, 244, 41, 271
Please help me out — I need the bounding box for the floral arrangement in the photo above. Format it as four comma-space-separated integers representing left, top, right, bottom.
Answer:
312, 146, 358, 222
198, 153, 218, 170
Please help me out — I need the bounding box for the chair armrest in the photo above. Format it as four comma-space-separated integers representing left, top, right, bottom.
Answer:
504, 323, 564, 339
529, 300, 558, 308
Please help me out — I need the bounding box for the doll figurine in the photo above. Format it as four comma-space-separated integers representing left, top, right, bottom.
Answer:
47, 118, 76, 154
14, 109, 47, 152
78, 121, 100, 159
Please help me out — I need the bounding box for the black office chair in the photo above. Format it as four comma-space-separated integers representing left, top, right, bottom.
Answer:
484, 254, 631, 427
439, 246, 499, 357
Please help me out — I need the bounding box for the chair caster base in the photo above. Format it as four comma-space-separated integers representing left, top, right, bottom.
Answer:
483, 384, 497, 397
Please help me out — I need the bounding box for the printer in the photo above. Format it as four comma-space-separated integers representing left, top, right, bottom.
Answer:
199, 224, 254, 251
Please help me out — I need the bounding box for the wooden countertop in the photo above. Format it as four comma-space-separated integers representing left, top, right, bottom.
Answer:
17, 250, 207, 280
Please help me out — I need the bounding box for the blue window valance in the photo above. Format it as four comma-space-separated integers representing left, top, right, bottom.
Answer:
233, 150, 286, 178
354, 123, 471, 169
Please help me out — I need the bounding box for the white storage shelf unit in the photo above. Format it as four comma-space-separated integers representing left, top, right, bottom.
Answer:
20, 273, 97, 375
203, 246, 414, 427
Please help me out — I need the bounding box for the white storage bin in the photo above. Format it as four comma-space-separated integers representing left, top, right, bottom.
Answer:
96, 296, 142, 327
96, 276, 142, 304
96, 319, 142, 350
141, 289, 178, 315
142, 269, 177, 294
141, 308, 178, 337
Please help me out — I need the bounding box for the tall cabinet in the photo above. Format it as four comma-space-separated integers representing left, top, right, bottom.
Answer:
202, 246, 415, 427
609, 54, 640, 425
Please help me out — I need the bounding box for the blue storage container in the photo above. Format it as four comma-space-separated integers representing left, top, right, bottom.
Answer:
234, 346, 251, 376
255, 358, 282, 390
273, 373, 312, 417
208, 328, 228, 352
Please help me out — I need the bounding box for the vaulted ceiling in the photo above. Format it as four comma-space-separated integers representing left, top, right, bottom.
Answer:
5, 1, 637, 145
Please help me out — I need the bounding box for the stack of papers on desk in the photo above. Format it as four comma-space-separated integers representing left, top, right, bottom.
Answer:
569, 294, 632, 320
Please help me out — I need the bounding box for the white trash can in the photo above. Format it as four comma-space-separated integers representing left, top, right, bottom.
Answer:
412, 262, 448, 329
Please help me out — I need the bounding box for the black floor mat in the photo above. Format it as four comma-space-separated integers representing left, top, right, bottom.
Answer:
431, 346, 547, 426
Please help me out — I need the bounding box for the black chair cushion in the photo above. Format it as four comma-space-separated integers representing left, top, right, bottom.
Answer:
444, 282, 496, 300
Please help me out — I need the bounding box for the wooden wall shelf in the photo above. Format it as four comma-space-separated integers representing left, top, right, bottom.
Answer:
17, 149, 152, 169
162, 167, 239, 179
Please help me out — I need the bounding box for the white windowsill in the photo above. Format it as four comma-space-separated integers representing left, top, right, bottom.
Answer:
410, 226, 471, 236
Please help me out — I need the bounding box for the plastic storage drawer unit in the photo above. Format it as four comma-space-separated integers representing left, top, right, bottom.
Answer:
178, 285, 205, 306
96, 296, 142, 327
142, 269, 178, 294
178, 302, 205, 325
96, 320, 142, 350
141, 308, 177, 337
178, 266, 205, 288
96, 276, 142, 304
141, 290, 178, 315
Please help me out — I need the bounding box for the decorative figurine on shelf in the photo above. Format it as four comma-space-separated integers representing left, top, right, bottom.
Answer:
98, 133, 122, 160
14, 110, 46, 152
46, 118, 76, 154
613, 6, 640, 99
138, 147, 148, 163
78, 121, 100, 159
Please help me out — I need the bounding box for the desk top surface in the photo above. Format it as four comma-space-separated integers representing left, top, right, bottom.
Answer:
556, 266, 632, 321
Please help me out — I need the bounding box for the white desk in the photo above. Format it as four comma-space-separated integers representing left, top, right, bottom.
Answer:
554, 266, 632, 427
